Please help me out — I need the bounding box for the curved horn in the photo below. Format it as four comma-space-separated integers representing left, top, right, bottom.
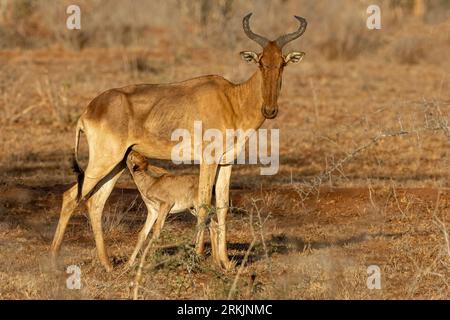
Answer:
242, 13, 269, 48
275, 16, 307, 48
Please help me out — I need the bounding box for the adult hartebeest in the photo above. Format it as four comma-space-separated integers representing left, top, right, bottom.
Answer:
50, 13, 307, 271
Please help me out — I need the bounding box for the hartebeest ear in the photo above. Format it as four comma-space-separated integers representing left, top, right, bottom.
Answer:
240, 51, 259, 64
146, 164, 169, 178
284, 51, 305, 64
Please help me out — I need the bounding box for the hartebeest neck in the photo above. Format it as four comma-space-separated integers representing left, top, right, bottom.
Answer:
131, 171, 157, 190
232, 70, 266, 130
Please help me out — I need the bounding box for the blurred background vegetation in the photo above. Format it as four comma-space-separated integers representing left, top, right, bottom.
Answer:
0, 0, 448, 62
0, 0, 448, 187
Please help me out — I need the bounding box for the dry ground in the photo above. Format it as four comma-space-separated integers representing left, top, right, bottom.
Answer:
0, 0, 449, 299
0, 184, 448, 299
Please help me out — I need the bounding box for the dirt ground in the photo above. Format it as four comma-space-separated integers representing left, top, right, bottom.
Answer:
0, 184, 448, 299
0, 1, 449, 299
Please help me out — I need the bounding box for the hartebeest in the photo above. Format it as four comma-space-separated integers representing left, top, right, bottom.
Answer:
125, 150, 199, 267
50, 13, 307, 271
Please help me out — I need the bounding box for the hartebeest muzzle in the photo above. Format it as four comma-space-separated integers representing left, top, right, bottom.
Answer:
262, 107, 278, 119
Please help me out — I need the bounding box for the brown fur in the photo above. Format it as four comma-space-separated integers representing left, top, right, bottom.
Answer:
126, 151, 198, 266
50, 14, 307, 271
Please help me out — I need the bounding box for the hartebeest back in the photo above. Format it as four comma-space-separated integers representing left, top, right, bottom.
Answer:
50, 13, 307, 271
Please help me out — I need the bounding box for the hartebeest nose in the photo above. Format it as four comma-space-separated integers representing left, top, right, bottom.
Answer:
262, 106, 278, 119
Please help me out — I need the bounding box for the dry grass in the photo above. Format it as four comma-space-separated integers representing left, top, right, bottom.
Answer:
0, 0, 449, 299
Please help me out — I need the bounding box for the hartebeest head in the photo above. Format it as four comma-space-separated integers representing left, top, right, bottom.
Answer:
241, 13, 307, 119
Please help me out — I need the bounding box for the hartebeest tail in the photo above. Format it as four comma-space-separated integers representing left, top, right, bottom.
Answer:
71, 120, 84, 201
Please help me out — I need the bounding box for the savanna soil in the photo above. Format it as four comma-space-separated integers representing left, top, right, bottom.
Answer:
0, 17, 449, 299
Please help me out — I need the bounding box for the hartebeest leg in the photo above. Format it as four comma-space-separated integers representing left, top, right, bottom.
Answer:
195, 163, 218, 255
213, 164, 233, 269
209, 219, 219, 263
128, 204, 158, 267
50, 175, 110, 263
128, 202, 173, 267
50, 184, 79, 260
151, 202, 173, 240
86, 168, 124, 271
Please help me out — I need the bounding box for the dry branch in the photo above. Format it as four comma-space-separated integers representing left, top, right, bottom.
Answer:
227, 210, 255, 300
227, 199, 271, 300
132, 237, 155, 300
295, 122, 448, 203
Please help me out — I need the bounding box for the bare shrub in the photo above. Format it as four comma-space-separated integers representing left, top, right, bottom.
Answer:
0, 0, 448, 61
0, 25, 27, 48
317, 26, 380, 61
315, 4, 381, 61
125, 55, 162, 75
393, 36, 428, 64
102, 194, 140, 234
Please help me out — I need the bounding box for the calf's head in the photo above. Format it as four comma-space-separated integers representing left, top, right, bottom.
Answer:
127, 151, 168, 179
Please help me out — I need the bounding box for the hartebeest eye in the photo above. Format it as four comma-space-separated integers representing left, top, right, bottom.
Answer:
240, 51, 259, 64
284, 51, 305, 64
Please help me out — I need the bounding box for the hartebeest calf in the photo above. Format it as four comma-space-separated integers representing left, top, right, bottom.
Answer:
50, 13, 307, 271
125, 151, 198, 266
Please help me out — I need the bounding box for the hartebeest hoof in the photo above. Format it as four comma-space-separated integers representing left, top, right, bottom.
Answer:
126, 253, 142, 270
104, 263, 113, 272
99, 259, 113, 272
94, 257, 114, 271
220, 259, 236, 271
127, 259, 136, 269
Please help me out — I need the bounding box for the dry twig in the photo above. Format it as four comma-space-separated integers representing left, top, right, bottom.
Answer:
227, 210, 255, 300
